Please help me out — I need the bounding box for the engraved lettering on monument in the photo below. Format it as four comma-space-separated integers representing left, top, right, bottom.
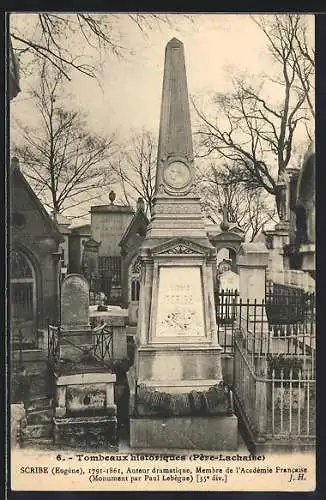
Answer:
61, 274, 89, 327
155, 266, 205, 337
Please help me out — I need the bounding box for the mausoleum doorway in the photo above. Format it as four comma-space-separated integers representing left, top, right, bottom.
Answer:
10, 249, 37, 347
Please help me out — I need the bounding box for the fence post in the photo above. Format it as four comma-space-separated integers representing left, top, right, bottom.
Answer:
112, 325, 128, 360
255, 357, 268, 440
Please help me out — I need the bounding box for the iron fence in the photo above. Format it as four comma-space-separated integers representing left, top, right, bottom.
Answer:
216, 289, 316, 445
92, 324, 113, 361
48, 325, 60, 365
233, 328, 315, 442
265, 281, 315, 325
217, 293, 315, 355
47, 323, 113, 369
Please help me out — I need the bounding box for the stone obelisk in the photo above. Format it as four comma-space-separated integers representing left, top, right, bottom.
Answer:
129, 39, 237, 450
147, 37, 208, 239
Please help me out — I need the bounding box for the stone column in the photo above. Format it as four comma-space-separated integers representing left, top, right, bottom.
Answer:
55, 385, 66, 417
207, 254, 220, 346
137, 254, 153, 346
255, 357, 268, 440
112, 326, 127, 360
105, 378, 116, 410
237, 242, 269, 331
273, 221, 290, 274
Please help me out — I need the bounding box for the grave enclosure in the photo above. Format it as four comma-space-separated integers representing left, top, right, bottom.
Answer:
50, 273, 128, 448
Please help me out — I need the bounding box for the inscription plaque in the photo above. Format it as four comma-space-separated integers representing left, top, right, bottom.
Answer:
155, 266, 205, 337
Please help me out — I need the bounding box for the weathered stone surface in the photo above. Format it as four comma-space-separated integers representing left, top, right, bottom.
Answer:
26, 408, 53, 425
137, 347, 222, 386
66, 383, 107, 412
21, 423, 53, 439
11, 403, 26, 447
61, 274, 89, 327
53, 416, 117, 447
130, 415, 238, 450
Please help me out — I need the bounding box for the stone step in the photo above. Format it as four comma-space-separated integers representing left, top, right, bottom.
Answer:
12, 349, 47, 364
12, 362, 49, 377
26, 408, 53, 425
21, 437, 54, 448
26, 397, 52, 412
21, 423, 53, 440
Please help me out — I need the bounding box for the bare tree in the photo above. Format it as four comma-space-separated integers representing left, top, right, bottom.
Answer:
12, 62, 116, 215
10, 13, 191, 81
198, 162, 277, 241
252, 14, 315, 120
193, 14, 314, 217
112, 130, 157, 215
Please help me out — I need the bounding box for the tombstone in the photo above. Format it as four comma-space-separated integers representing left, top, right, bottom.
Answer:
61, 274, 90, 330
129, 38, 237, 451
59, 273, 92, 360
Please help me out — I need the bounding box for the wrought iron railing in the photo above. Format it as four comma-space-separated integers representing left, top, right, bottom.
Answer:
48, 325, 60, 365
215, 289, 239, 326
215, 290, 316, 445
233, 328, 315, 443
217, 294, 315, 355
265, 282, 315, 325
47, 323, 113, 369
92, 324, 113, 361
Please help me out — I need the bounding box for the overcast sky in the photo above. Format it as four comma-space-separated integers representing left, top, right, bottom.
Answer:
11, 14, 292, 137
10, 13, 314, 224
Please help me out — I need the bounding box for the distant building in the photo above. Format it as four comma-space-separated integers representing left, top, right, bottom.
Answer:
119, 197, 149, 323
90, 192, 134, 301
68, 224, 91, 274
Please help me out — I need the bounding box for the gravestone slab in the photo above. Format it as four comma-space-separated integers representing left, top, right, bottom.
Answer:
61, 274, 90, 328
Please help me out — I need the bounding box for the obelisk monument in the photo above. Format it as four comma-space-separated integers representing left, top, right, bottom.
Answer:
129, 39, 237, 450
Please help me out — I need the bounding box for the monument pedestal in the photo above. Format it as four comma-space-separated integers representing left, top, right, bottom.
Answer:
53, 372, 118, 448
135, 344, 223, 394
130, 415, 238, 450
54, 415, 117, 448
129, 237, 238, 449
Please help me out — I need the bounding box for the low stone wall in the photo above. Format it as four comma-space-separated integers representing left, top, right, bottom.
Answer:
11, 404, 26, 448
267, 269, 315, 293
